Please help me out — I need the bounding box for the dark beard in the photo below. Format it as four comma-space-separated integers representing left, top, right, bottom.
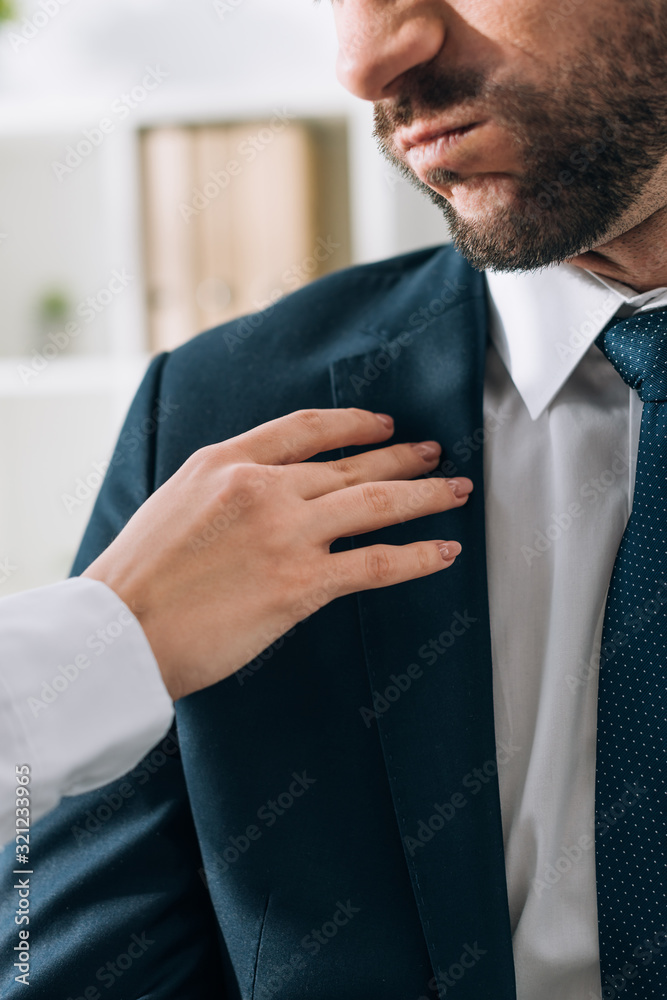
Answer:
373, 11, 667, 272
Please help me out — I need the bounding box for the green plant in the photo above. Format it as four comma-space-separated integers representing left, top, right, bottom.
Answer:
39, 290, 70, 324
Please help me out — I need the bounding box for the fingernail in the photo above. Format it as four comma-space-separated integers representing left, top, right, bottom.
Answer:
411, 440, 441, 461
447, 478, 473, 498
375, 413, 394, 429
439, 542, 462, 562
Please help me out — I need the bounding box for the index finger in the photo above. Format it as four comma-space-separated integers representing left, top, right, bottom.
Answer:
220, 408, 395, 466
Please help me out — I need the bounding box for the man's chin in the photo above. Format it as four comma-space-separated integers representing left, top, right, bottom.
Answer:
426, 172, 523, 222
421, 178, 554, 272
442, 203, 587, 274
400, 154, 630, 273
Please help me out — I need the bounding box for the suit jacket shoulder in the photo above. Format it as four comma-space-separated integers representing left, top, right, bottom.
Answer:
155, 243, 483, 471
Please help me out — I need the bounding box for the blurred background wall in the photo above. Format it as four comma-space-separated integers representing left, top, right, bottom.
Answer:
0, 0, 450, 596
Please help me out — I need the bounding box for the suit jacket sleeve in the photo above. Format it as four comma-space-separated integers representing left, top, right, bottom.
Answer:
0, 353, 225, 1000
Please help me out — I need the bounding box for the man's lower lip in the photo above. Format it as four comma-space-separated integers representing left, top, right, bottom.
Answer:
405, 122, 483, 173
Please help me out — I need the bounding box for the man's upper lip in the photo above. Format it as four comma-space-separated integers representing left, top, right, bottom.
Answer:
395, 117, 482, 154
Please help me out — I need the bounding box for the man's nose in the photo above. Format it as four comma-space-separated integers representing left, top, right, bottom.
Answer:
335, 2, 446, 101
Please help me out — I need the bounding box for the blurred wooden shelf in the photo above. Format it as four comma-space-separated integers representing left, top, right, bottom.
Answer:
140, 117, 351, 351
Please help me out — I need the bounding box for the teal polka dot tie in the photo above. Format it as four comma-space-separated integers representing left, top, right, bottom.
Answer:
595, 309, 667, 997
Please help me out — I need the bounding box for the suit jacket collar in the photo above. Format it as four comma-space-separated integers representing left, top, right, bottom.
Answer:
330, 254, 516, 1000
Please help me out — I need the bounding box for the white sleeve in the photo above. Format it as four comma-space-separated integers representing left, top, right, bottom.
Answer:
0, 577, 174, 847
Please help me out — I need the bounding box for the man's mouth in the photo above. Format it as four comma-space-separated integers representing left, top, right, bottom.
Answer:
397, 119, 484, 175
395, 118, 483, 154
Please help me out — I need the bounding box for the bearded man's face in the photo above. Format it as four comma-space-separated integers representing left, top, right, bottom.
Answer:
332, 1, 667, 271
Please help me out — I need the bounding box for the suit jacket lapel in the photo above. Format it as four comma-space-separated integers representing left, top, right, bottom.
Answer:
330, 260, 516, 1000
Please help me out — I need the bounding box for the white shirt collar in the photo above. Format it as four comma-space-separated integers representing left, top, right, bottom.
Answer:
485, 263, 667, 421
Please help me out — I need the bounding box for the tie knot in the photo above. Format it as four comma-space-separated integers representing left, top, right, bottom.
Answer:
596, 309, 667, 402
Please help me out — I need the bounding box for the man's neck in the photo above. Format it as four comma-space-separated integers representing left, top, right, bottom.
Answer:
568, 202, 667, 293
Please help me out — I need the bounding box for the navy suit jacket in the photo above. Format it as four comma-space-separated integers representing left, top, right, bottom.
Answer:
1, 245, 518, 999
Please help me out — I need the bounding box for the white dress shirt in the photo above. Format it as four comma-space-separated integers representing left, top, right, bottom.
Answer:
0, 576, 174, 846
485, 263, 667, 1000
